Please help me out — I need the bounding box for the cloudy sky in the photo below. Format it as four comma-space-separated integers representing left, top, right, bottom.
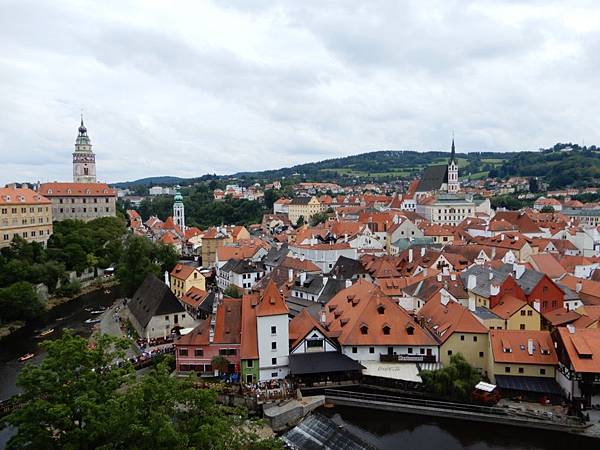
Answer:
1, 0, 600, 185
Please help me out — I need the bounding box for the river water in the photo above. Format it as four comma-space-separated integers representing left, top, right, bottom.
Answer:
321, 405, 600, 450
0, 287, 121, 448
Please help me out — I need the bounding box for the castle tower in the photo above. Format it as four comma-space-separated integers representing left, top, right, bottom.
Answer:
173, 186, 186, 232
447, 138, 460, 193
72, 116, 97, 183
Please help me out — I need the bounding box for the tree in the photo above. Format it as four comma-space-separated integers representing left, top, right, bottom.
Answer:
153, 242, 179, 274
309, 212, 329, 227
540, 205, 555, 213
529, 177, 539, 194
0, 282, 44, 323
3, 331, 281, 449
295, 215, 305, 227
116, 235, 161, 297
211, 355, 230, 375
420, 354, 481, 401
223, 284, 243, 298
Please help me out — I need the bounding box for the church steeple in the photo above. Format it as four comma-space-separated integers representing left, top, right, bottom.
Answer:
446, 137, 459, 193
449, 137, 456, 164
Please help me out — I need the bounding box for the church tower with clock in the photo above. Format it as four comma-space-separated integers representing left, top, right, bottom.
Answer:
72, 116, 97, 183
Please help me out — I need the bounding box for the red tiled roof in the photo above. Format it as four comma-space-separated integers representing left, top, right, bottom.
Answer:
213, 297, 242, 344
557, 328, 600, 373
39, 182, 116, 197
0, 187, 51, 205
255, 280, 289, 317
490, 330, 558, 365
240, 294, 259, 359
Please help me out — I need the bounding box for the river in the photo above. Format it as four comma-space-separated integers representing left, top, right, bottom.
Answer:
321, 405, 600, 450
0, 287, 121, 448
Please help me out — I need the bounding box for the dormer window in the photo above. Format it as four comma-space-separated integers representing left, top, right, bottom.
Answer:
360, 325, 368, 335
383, 325, 391, 335
47, 189, 52, 195
406, 325, 414, 335
377, 304, 385, 315
67, 189, 72, 194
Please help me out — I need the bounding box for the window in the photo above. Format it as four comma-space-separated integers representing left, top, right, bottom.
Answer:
447, 350, 453, 356
460, 335, 465, 341
165, 316, 169, 321
194, 349, 203, 357
352, 347, 357, 354
520, 310, 526, 316
518, 367, 524, 374
540, 368, 546, 375
377, 305, 385, 314
271, 326, 277, 334
520, 324, 526, 330
406, 325, 414, 335
420, 348, 425, 355
272, 357, 277, 365
382, 325, 390, 335
479, 352, 484, 358
408, 347, 413, 354
527, 310, 533, 316
179, 349, 188, 356
271, 372, 278, 378
247, 360, 253, 368
369, 347, 374, 354
473, 336, 478, 342
360, 325, 368, 335
505, 367, 511, 373
271, 342, 277, 351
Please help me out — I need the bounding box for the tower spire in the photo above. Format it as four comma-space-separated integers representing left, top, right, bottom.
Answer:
450, 135, 456, 164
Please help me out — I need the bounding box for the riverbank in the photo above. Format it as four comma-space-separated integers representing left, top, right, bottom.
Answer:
0, 321, 25, 340
46, 278, 119, 309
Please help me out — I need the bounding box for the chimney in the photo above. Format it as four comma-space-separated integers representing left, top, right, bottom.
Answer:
320, 308, 327, 325
345, 279, 352, 288
440, 291, 450, 306
501, 234, 505, 241
437, 274, 442, 282
490, 284, 500, 296
467, 274, 476, 290
489, 271, 494, 280
513, 263, 525, 280
164, 270, 170, 287
288, 268, 294, 283
300, 272, 307, 285
533, 300, 541, 312
527, 338, 534, 356
468, 297, 476, 312
442, 266, 450, 276
408, 248, 413, 263
421, 247, 426, 257
576, 282, 582, 293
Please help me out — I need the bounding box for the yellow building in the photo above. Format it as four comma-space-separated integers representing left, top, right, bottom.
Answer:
201, 227, 233, 268
418, 296, 490, 373
0, 187, 53, 248
287, 196, 322, 225
170, 263, 206, 298
491, 295, 541, 331
487, 330, 558, 385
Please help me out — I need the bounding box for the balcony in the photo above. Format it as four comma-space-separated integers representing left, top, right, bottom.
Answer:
379, 354, 436, 363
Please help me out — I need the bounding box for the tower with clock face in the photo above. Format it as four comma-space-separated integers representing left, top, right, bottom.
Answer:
72, 116, 97, 183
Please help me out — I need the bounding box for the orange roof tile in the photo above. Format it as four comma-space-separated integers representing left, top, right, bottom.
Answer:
490, 330, 557, 365
39, 182, 116, 197
170, 263, 197, 280
255, 280, 289, 317
325, 280, 436, 347
417, 294, 488, 343
0, 187, 51, 205
213, 297, 242, 344
491, 295, 529, 320
240, 293, 259, 359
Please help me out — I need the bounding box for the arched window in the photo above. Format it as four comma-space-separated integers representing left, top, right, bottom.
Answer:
383, 325, 391, 335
